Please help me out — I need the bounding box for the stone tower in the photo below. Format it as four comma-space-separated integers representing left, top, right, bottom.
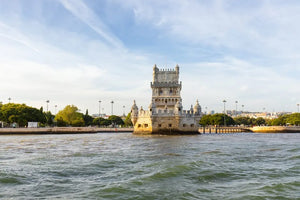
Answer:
131, 64, 202, 134
151, 64, 182, 112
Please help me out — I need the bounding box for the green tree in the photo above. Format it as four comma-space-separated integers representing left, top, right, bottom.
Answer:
83, 109, 94, 126
234, 116, 251, 126
44, 111, 54, 126
254, 117, 266, 126
101, 119, 112, 126
0, 103, 45, 127
124, 112, 133, 127
108, 115, 124, 126
54, 105, 84, 127
286, 113, 300, 125
199, 114, 212, 126
93, 117, 104, 126
199, 114, 235, 126
270, 115, 287, 126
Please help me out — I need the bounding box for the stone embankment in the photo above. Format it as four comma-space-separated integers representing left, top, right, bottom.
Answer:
0, 127, 133, 134
250, 126, 300, 133
199, 126, 251, 134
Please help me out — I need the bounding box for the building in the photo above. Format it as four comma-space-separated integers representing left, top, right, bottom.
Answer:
131, 64, 202, 134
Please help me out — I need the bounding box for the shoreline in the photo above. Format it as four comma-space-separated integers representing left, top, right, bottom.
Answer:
250, 126, 300, 133
0, 127, 133, 134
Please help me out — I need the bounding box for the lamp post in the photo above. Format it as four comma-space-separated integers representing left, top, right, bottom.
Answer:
123, 105, 125, 116
223, 100, 226, 126
55, 105, 57, 115
241, 105, 244, 113
297, 104, 299, 113
8, 97, 11, 103
46, 100, 50, 112
235, 101, 238, 116
111, 101, 114, 115
98, 100, 101, 117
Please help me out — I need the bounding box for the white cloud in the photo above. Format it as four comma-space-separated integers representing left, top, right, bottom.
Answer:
0, 16, 153, 115
59, 0, 124, 49
0, 0, 299, 114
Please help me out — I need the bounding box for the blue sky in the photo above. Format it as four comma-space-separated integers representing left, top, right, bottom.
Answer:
0, 0, 299, 115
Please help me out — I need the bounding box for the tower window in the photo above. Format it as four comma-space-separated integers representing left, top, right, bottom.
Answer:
169, 124, 172, 127
191, 124, 194, 127
158, 124, 162, 127
144, 124, 148, 128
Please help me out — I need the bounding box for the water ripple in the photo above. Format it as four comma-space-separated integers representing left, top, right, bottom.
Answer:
0, 133, 299, 199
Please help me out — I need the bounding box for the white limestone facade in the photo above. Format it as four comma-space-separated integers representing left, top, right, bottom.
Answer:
131, 64, 202, 134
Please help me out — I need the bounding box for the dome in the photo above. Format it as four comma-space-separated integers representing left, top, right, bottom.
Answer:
193, 100, 201, 114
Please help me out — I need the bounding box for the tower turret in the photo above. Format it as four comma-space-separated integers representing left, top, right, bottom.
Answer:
149, 100, 156, 115
193, 100, 201, 115
174, 99, 183, 115
175, 64, 179, 75
131, 100, 139, 125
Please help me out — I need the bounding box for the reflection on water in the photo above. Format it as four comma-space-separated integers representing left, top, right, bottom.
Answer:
0, 133, 299, 199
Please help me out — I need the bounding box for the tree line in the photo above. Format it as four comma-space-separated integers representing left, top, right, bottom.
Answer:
1, 102, 299, 127
200, 113, 300, 126
0, 103, 133, 127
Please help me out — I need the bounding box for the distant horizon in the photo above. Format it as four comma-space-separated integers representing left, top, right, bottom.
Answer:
0, 0, 299, 115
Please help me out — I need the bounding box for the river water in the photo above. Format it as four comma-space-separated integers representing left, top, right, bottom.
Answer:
0, 133, 299, 199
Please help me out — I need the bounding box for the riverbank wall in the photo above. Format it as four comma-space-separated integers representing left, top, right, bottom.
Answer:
250, 126, 300, 133
0, 127, 133, 134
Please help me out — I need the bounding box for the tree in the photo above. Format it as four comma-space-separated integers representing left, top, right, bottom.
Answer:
83, 109, 94, 126
0, 103, 45, 127
199, 114, 235, 126
108, 115, 124, 126
270, 115, 287, 126
44, 111, 54, 126
124, 112, 133, 127
234, 116, 251, 126
286, 113, 300, 125
54, 105, 84, 127
254, 117, 266, 126
92, 117, 111, 127
199, 114, 212, 126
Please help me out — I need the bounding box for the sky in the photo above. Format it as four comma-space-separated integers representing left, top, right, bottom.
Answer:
0, 0, 300, 115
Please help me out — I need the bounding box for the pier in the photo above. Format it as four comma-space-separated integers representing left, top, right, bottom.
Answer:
199, 126, 251, 134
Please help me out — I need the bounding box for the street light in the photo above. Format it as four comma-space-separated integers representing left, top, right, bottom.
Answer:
98, 100, 101, 117
235, 101, 238, 116
223, 100, 226, 126
241, 105, 244, 113
297, 104, 299, 113
55, 105, 57, 115
111, 101, 114, 115
123, 105, 125, 116
8, 97, 11, 103
46, 100, 50, 112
